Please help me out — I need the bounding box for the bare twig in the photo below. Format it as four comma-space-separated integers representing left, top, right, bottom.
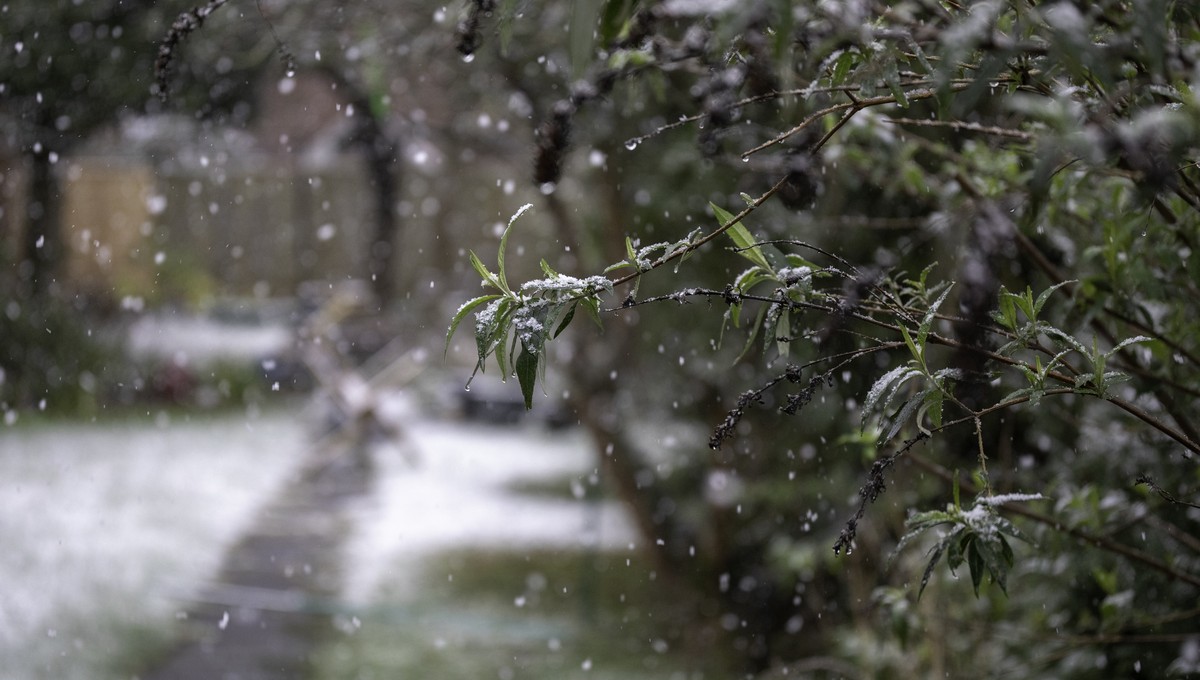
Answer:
883, 116, 1033, 140
155, 0, 232, 102
1137, 475, 1200, 511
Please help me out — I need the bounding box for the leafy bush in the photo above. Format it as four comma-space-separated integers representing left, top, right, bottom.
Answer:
449, 1, 1200, 676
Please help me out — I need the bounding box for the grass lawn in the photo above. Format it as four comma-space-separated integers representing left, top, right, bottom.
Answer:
312, 547, 731, 680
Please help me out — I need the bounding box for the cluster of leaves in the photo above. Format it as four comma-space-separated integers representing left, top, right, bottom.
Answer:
859, 285, 957, 444
990, 282, 1152, 403
895, 481, 1044, 599
711, 201, 834, 362
446, 204, 611, 408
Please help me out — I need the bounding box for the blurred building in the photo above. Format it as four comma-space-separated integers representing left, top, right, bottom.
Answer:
11, 71, 377, 308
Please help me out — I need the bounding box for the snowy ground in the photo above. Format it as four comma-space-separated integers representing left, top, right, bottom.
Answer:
0, 408, 306, 680
0, 397, 638, 680
342, 414, 638, 604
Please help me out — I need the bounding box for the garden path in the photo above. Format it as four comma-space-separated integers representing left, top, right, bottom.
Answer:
142, 442, 373, 680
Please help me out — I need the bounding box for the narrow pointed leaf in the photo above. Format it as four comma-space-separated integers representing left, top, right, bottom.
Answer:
918, 540, 948, 600
900, 325, 921, 363
1033, 280, 1076, 316
968, 542, 985, 595
919, 284, 954, 348
862, 364, 919, 430
498, 203, 533, 293
712, 202, 772, 271
553, 303, 577, 338
446, 294, 503, 356
469, 250, 503, 291
515, 343, 539, 409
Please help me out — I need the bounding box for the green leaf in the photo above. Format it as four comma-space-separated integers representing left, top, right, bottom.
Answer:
1043, 326, 1089, 356
603, 260, 635, 274
496, 0, 521, 55
862, 364, 920, 430
904, 509, 958, 532
919, 284, 954, 349
711, 202, 772, 272
999, 534, 1014, 568
883, 390, 928, 444
735, 303, 769, 364
920, 388, 944, 432
783, 253, 822, 270
581, 296, 603, 328
900, 325, 921, 364
515, 342, 539, 410
917, 539, 948, 600
497, 203, 533, 294
967, 541, 986, 595
1015, 286, 1036, 322
495, 324, 512, 380
973, 537, 1008, 594
735, 266, 775, 294
446, 294, 504, 356
1106, 335, 1152, 357
599, 0, 635, 44
947, 530, 968, 572
568, 0, 604, 79
994, 516, 1040, 546
1001, 386, 1040, 407
993, 287, 1018, 330
1033, 280, 1075, 317
830, 49, 857, 85
553, 303, 577, 338
907, 37, 935, 77
469, 250, 504, 292
885, 67, 909, 108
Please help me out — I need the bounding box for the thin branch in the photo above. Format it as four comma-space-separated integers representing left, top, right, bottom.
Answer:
883, 116, 1033, 140
1137, 474, 1200, 511
610, 175, 789, 288
155, 0, 232, 102
833, 434, 930, 556
741, 83, 971, 160
618, 78, 991, 150
1105, 397, 1200, 460
255, 0, 297, 75
616, 284, 1200, 458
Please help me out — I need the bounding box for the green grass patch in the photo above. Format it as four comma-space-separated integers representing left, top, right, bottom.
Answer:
501, 472, 610, 501
312, 547, 733, 680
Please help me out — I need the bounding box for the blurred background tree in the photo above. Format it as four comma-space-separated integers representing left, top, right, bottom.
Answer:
0, 0, 275, 412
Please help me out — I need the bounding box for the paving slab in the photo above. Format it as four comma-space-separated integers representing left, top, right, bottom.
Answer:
142, 446, 373, 680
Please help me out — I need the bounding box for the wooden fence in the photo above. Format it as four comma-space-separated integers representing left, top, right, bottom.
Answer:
58, 151, 373, 305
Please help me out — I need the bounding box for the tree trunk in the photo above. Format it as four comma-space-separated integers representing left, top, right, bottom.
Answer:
319, 66, 402, 309
21, 147, 60, 300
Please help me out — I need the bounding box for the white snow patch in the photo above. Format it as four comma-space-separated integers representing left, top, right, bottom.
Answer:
340, 420, 637, 604
126, 313, 292, 365
976, 492, 1047, 506
0, 411, 305, 680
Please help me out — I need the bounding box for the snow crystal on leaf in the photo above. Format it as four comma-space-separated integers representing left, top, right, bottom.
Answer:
977, 493, 1047, 506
